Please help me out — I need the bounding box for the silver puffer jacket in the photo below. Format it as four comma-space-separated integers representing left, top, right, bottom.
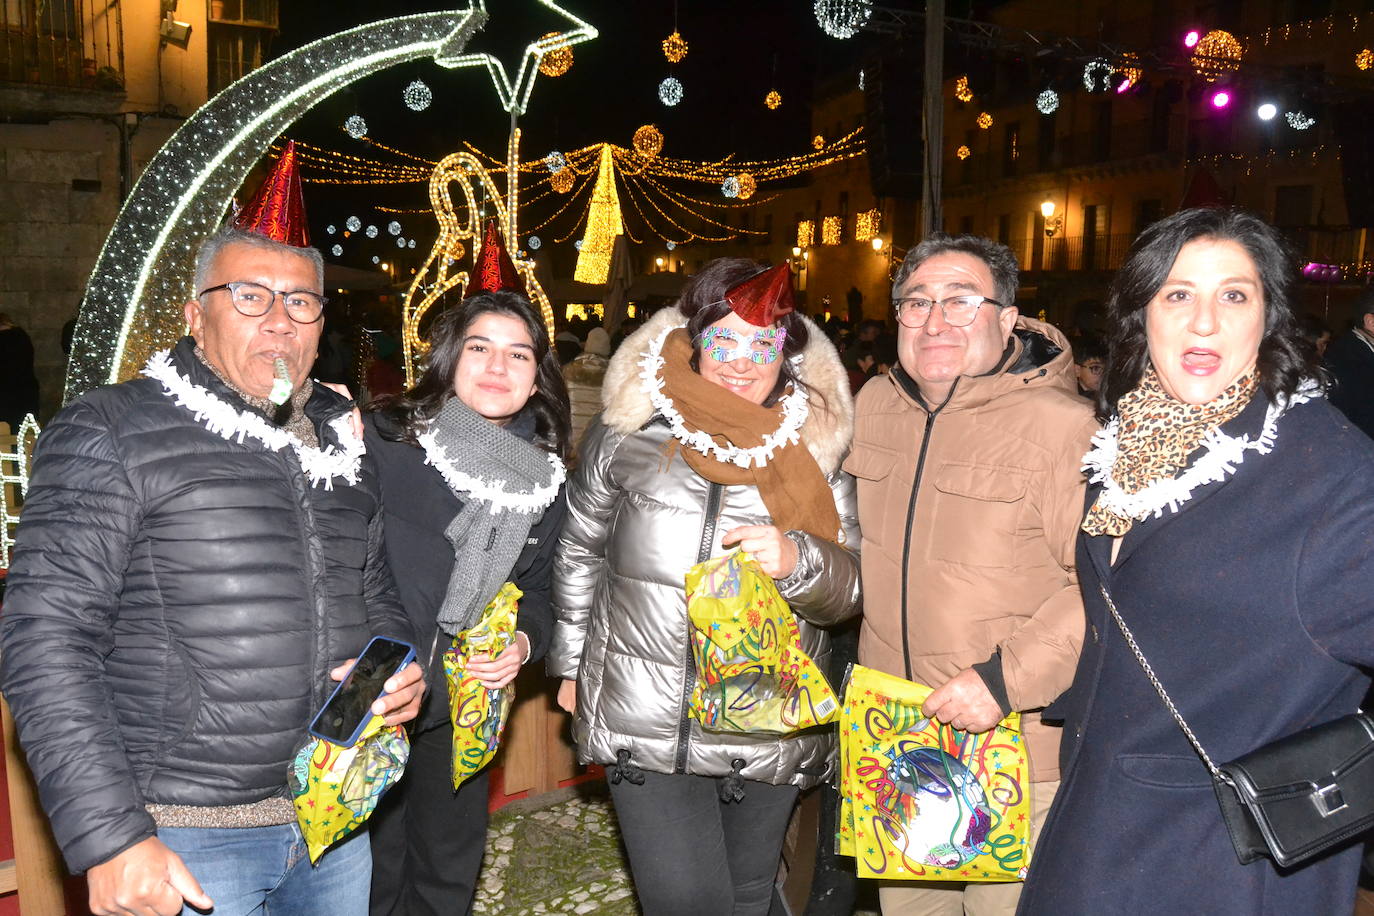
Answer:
548, 307, 862, 789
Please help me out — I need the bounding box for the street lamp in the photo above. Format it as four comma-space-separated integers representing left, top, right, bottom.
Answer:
654, 256, 665, 270
1040, 199, 1063, 238
871, 237, 885, 253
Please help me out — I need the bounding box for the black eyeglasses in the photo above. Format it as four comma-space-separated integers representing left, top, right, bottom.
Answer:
892, 294, 1004, 328
198, 281, 327, 323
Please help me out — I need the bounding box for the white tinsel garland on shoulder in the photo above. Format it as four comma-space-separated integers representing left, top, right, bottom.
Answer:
142, 350, 364, 490
639, 326, 808, 469
416, 430, 565, 514
1082, 379, 1321, 521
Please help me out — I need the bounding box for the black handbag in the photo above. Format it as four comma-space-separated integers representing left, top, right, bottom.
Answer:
1100, 583, 1374, 868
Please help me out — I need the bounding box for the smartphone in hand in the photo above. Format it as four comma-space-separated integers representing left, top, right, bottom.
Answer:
308, 636, 416, 747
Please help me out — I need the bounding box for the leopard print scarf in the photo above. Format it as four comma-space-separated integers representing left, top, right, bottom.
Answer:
1082, 366, 1258, 537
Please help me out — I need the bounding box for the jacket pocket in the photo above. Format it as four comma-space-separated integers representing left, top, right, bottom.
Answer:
842, 446, 900, 550
1117, 753, 1214, 790
929, 462, 1027, 568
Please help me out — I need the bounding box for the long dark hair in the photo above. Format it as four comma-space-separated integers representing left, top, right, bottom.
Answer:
372, 290, 571, 458
677, 258, 812, 408
1098, 207, 1313, 423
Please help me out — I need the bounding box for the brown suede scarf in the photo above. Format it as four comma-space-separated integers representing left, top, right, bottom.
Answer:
657, 328, 840, 542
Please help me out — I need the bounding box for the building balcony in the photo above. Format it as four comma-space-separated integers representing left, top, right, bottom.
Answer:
0, 0, 124, 92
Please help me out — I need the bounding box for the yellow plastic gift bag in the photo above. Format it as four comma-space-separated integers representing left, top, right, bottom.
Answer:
289, 714, 410, 863
444, 581, 522, 788
838, 665, 1030, 882
684, 550, 838, 735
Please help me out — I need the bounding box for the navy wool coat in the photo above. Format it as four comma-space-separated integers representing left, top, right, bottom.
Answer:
1018, 392, 1374, 915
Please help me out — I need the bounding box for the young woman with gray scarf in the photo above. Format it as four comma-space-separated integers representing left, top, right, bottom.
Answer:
362, 247, 571, 913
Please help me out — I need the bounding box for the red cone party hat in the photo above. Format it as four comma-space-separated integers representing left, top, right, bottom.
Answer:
723, 263, 796, 327
234, 140, 310, 248
470, 218, 525, 294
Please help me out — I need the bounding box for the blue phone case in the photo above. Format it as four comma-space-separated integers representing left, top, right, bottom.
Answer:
308, 635, 416, 748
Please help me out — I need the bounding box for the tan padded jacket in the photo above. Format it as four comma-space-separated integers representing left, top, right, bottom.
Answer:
842, 317, 1098, 782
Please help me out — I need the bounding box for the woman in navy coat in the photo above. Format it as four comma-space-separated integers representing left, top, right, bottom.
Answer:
1019, 208, 1374, 915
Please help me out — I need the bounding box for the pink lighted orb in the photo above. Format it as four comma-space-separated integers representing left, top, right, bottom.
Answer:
1184, 30, 1201, 48
1211, 90, 1231, 108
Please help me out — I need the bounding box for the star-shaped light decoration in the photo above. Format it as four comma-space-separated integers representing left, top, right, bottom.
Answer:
435, 0, 598, 116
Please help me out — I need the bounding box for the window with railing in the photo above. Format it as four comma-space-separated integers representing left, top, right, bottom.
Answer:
208, 0, 277, 94
0, 0, 124, 90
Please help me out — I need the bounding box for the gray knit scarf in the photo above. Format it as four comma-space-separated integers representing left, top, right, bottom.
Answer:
425, 396, 560, 635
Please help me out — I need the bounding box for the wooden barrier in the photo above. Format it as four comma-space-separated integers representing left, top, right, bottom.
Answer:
2, 696, 66, 915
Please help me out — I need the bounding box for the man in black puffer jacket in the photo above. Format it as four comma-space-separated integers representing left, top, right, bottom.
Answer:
0, 225, 422, 916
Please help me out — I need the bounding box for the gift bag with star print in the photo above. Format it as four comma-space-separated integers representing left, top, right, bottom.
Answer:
837, 664, 1030, 882
444, 581, 522, 788
289, 714, 410, 864
684, 549, 838, 736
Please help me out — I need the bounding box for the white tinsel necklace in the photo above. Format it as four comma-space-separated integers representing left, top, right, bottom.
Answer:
415, 428, 565, 514
142, 350, 364, 490
1082, 379, 1320, 522
639, 325, 808, 469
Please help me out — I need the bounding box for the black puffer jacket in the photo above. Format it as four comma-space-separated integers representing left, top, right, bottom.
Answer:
364, 409, 567, 732
0, 338, 413, 874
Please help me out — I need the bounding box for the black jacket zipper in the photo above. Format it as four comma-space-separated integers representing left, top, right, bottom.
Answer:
676, 480, 723, 773
899, 381, 956, 681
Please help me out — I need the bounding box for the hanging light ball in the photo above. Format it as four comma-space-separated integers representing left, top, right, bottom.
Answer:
346, 215, 362, 232
550, 169, 576, 193
812, 134, 826, 150
1036, 89, 1060, 114
721, 176, 740, 198
364, 224, 377, 239
328, 243, 342, 257
397, 237, 407, 248
1286, 110, 1315, 130
447, 241, 465, 260
545, 151, 567, 174
956, 145, 972, 160
735, 173, 757, 201
1083, 59, 1114, 92
633, 124, 665, 159
659, 76, 684, 106
528, 236, 542, 251
344, 115, 367, 139
403, 79, 432, 111
1256, 102, 1278, 121
1357, 49, 1374, 71
574, 239, 584, 251
408, 239, 416, 249
538, 33, 574, 77
1192, 29, 1243, 82
976, 111, 993, 129
814, 0, 873, 39
326, 224, 337, 235
662, 30, 688, 64
388, 220, 402, 236
954, 75, 973, 103
666, 240, 677, 251
765, 90, 782, 110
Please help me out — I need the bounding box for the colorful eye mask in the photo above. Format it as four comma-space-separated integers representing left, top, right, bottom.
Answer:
698, 326, 788, 365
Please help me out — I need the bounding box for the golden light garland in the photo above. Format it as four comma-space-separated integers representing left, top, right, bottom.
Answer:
956, 144, 971, 160
821, 215, 842, 246
976, 111, 993, 129
765, 90, 781, 109
1192, 29, 1242, 82
537, 32, 574, 77
633, 124, 665, 159
662, 30, 688, 63
797, 219, 815, 248
855, 207, 880, 242
954, 75, 973, 102
1249, 13, 1365, 48
1358, 48, 1374, 70
735, 173, 756, 201
812, 134, 826, 150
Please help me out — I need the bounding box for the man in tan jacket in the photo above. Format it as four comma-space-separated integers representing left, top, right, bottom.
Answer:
844, 234, 1097, 915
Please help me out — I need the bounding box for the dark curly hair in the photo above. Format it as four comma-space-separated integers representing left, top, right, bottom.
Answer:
675, 258, 811, 408
371, 290, 571, 458
1098, 207, 1314, 422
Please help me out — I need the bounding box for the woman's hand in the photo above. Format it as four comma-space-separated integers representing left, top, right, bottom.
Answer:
320, 381, 363, 440
557, 679, 577, 715
465, 632, 530, 689
722, 525, 799, 579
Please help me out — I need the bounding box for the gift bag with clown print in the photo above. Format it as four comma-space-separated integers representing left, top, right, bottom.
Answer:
837, 664, 1031, 882
289, 715, 409, 863
443, 581, 522, 787
684, 550, 838, 735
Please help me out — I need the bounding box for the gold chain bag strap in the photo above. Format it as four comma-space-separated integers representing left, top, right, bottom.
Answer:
1100, 583, 1374, 867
